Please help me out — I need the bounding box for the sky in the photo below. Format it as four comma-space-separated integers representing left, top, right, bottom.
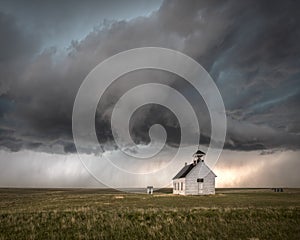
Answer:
0, 0, 299, 188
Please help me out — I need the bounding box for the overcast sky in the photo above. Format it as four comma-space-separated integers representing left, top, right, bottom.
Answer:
0, 0, 299, 188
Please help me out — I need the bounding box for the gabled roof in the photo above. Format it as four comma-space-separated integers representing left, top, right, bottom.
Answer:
172, 164, 195, 179
198, 162, 217, 178
194, 150, 205, 155
173, 162, 216, 180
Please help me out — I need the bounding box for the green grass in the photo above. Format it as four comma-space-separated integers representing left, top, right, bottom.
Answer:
0, 188, 299, 239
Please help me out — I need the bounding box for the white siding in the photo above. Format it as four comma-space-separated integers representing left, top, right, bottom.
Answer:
172, 178, 186, 195
173, 162, 216, 195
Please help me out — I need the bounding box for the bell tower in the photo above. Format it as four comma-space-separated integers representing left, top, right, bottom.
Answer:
192, 149, 205, 164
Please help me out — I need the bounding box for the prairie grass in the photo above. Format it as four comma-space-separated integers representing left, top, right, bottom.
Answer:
0, 188, 299, 239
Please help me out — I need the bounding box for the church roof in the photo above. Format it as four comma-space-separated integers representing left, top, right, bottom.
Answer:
172, 162, 216, 179
172, 164, 195, 179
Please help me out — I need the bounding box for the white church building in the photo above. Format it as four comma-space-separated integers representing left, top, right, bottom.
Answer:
172, 150, 216, 195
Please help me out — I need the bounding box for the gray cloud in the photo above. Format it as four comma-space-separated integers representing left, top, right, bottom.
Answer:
215, 149, 300, 188
0, 0, 162, 49
0, 0, 300, 155
0, 12, 40, 95
0, 150, 102, 188
1, 149, 299, 188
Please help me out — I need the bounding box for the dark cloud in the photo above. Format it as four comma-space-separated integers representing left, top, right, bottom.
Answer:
0, 0, 300, 154
0, 12, 40, 95
0, 0, 162, 49
0, 13, 37, 61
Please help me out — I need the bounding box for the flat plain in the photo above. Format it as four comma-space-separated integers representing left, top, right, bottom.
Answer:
0, 188, 299, 239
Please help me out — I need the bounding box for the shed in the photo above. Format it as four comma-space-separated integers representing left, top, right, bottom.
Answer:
146, 186, 153, 194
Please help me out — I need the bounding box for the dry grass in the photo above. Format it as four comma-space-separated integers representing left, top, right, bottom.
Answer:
0, 188, 299, 239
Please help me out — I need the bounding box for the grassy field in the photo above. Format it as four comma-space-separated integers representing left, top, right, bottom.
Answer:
0, 188, 299, 239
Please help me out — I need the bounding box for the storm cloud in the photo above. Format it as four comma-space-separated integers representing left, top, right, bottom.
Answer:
0, 0, 299, 155
0, 0, 300, 188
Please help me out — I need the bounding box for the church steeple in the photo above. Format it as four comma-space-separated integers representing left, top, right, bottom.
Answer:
192, 149, 205, 164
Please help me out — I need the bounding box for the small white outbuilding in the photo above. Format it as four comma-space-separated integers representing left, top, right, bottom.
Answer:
172, 150, 216, 195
